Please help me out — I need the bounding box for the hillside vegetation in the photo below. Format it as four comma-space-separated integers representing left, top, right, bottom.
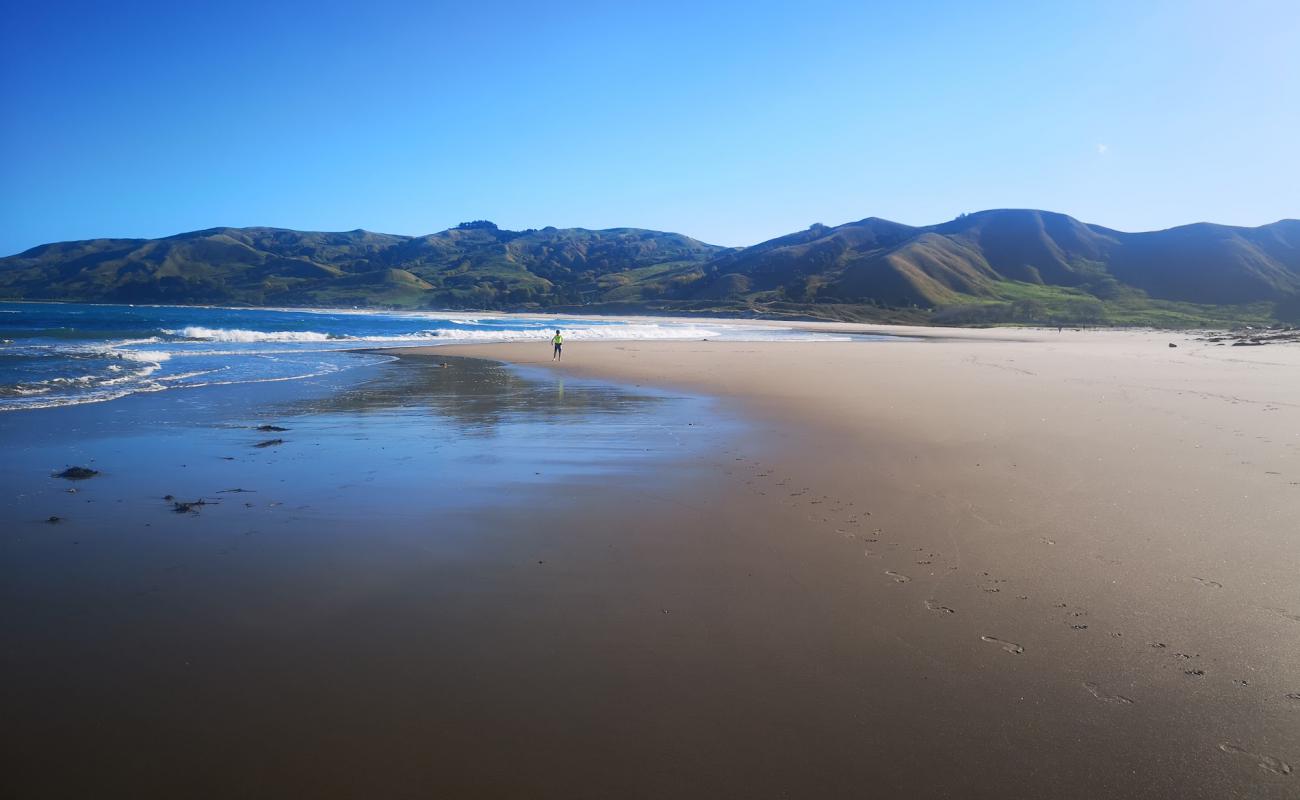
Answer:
3, 212, 1298, 327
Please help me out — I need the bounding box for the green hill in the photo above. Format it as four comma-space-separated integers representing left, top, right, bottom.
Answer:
3, 212, 1298, 327
684, 210, 1300, 326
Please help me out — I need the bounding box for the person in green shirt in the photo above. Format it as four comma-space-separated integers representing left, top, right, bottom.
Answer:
551, 329, 563, 361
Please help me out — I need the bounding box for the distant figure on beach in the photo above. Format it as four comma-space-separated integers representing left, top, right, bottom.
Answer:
552, 329, 563, 361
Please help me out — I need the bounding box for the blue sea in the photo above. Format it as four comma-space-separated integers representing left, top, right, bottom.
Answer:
0, 301, 852, 412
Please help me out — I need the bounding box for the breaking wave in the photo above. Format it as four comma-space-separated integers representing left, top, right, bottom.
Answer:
164, 326, 341, 342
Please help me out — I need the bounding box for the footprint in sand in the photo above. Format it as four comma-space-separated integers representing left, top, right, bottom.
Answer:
1217, 742, 1293, 776
981, 635, 1024, 654
1083, 682, 1135, 705
924, 600, 955, 614
885, 570, 911, 583
1192, 576, 1224, 589
979, 573, 1008, 593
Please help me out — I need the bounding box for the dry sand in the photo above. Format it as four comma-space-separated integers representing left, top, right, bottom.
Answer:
400, 326, 1300, 798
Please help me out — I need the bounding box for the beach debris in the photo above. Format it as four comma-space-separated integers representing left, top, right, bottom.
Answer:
172, 498, 218, 514
54, 466, 99, 480
1197, 328, 1300, 347
217, 488, 257, 493
253, 438, 284, 448
45, 515, 62, 524
65, 488, 78, 494
256, 425, 289, 432
1168, 342, 1177, 348
163, 494, 174, 501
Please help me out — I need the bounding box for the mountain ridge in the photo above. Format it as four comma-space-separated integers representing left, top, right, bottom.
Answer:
3, 211, 1298, 327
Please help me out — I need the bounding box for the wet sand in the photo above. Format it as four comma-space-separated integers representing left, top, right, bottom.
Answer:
406, 327, 1300, 798
4, 328, 1298, 798
2, 356, 739, 798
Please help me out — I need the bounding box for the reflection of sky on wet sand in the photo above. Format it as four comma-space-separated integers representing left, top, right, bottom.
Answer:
255, 354, 717, 500
297, 355, 669, 436
2, 349, 729, 679
1, 352, 726, 542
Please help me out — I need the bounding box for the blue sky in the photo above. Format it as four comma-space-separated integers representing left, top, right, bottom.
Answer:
1, 0, 1296, 255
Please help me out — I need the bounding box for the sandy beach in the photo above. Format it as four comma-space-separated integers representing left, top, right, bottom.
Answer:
5, 325, 1298, 799
405, 326, 1300, 798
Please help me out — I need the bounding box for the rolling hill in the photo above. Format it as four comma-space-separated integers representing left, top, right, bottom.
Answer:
3, 212, 1298, 326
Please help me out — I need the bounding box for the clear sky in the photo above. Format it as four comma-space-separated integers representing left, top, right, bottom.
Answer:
1, 0, 1297, 255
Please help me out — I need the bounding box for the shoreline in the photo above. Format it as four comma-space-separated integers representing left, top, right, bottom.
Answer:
6, 296, 1272, 335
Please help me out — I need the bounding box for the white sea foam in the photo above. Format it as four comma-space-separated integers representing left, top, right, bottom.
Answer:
0, 360, 346, 412
155, 368, 225, 383
165, 326, 340, 342
115, 349, 173, 363
98, 364, 161, 386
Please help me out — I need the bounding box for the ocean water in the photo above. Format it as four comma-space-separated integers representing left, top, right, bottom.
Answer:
0, 301, 854, 412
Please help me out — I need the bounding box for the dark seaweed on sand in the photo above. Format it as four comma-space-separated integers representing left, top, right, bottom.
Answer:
54, 466, 99, 480
253, 438, 284, 448
172, 499, 218, 514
